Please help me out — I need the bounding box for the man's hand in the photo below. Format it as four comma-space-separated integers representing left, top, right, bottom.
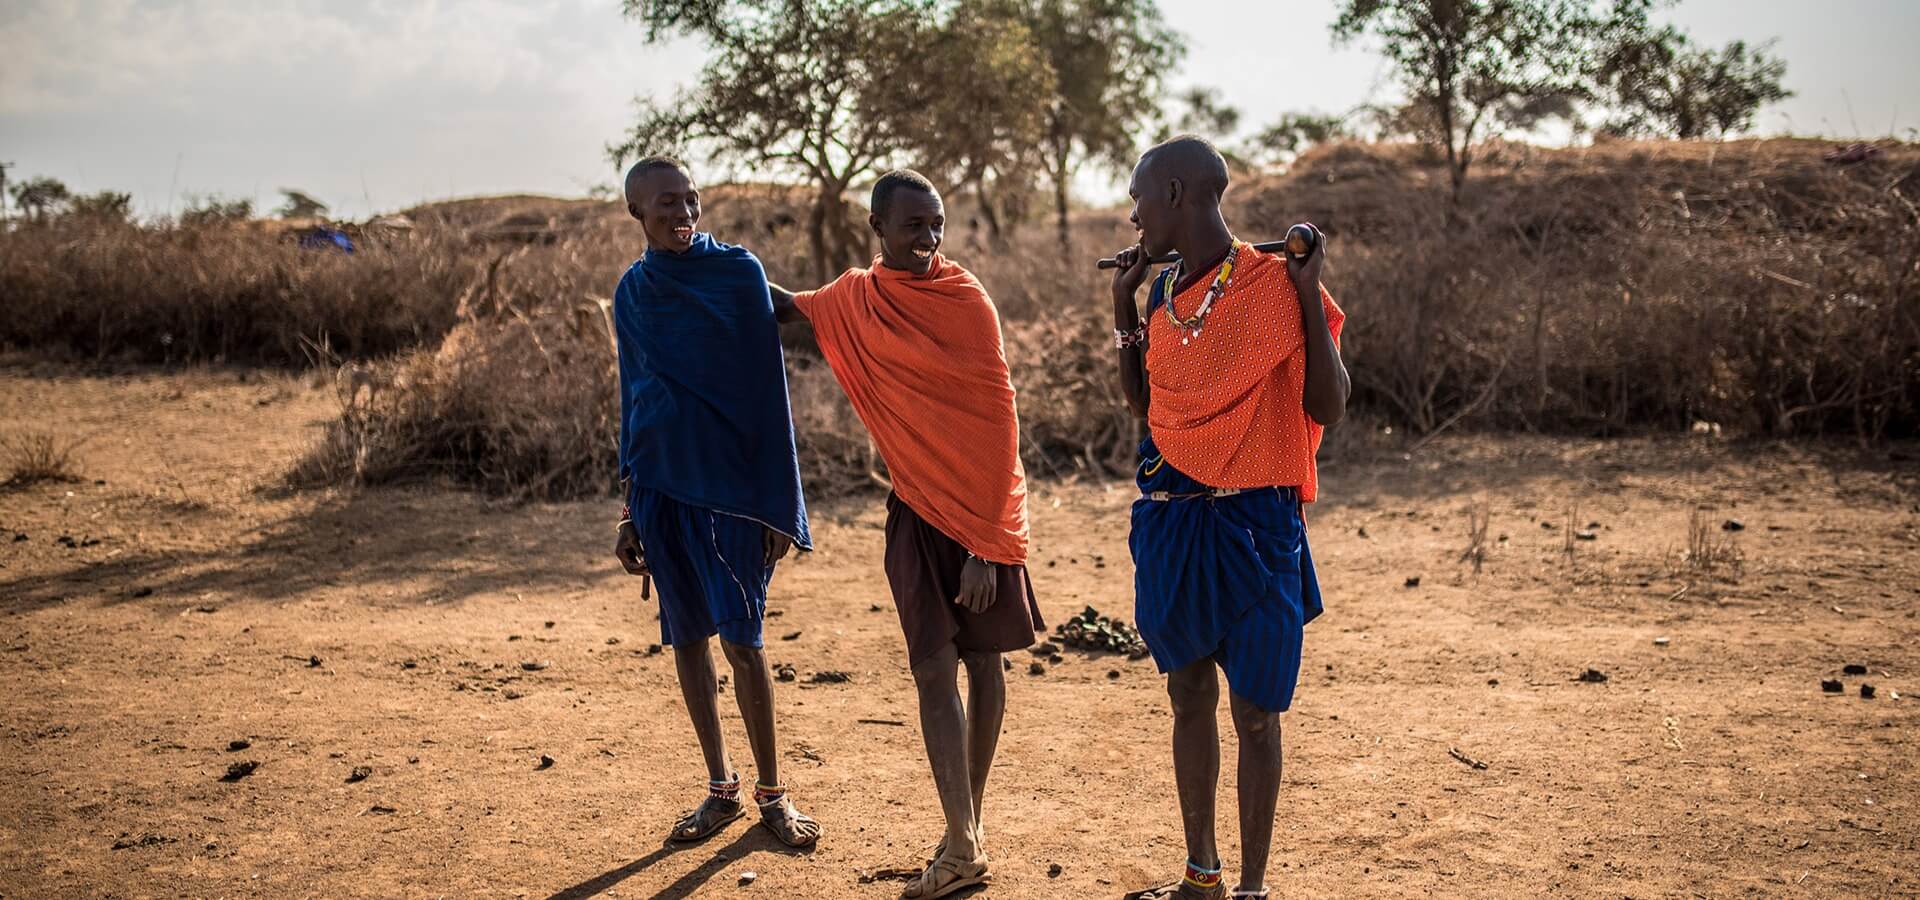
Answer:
1285, 223, 1325, 295
952, 556, 999, 614
614, 520, 649, 577
1110, 244, 1153, 301
763, 528, 794, 568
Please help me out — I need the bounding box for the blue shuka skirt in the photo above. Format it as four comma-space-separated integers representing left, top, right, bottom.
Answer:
1128, 436, 1323, 713
630, 488, 773, 648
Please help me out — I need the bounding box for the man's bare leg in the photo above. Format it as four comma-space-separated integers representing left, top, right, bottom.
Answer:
1168, 658, 1222, 873
674, 638, 734, 781
720, 639, 780, 786
720, 638, 819, 846
669, 638, 742, 841
1229, 692, 1284, 895
912, 644, 981, 861
959, 650, 1006, 841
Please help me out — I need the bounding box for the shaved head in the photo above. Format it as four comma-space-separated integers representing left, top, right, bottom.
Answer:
1141, 134, 1230, 202
623, 155, 688, 205
871, 169, 939, 220
622, 155, 698, 252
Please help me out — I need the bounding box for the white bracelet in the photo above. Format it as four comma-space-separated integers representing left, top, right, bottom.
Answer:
1113, 324, 1147, 349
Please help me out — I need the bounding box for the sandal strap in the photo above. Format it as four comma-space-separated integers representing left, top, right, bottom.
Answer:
1230, 890, 1270, 898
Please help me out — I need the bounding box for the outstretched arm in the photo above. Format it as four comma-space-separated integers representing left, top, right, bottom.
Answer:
1287, 238, 1350, 426
768, 283, 808, 325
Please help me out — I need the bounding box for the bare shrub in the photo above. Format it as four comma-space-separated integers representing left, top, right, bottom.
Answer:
1, 431, 87, 487
1460, 500, 1490, 574
1240, 138, 1920, 440
1683, 506, 1744, 576
7, 139, 1914, 501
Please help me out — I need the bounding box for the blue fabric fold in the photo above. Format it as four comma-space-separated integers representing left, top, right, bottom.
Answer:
1129, 434, 1321, 712
615, 232, 811, 550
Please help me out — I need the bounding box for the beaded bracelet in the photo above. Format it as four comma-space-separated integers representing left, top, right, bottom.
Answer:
1113, 323, 1147, 350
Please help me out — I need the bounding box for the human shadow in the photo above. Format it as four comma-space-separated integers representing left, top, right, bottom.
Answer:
545, 825, 813, 900
0, 479, 882, 616
0, 487, 601, 614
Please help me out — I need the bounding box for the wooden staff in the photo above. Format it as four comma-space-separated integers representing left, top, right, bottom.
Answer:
1095, 223, 1319, 269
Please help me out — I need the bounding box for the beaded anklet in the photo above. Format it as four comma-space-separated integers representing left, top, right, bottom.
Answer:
752, 782, 787, 807
1182, 859, 1223, 891
707, 775, 741, 802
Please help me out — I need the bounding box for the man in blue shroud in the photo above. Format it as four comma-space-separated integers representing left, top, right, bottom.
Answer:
611, 156, 821, 848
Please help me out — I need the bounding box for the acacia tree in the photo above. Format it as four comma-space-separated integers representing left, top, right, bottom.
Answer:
275, 189, 329, 219
1245, 112, 1352, 167
1590, 0, 1789, 139
10, 176, 71, 222
1333, 0, 1591, 208
614, 0, 940, 282
1168, 86, 1241, 139
1018, 0, 1183, 248
66, 190, 134, 223
869, 1, 1056, 242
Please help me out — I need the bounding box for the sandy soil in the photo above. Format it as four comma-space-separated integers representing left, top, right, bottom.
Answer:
2, 365, 1916, 899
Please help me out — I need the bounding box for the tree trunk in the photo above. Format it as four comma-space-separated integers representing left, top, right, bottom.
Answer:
808, 183, 833, 284
1052, 155, 1071, 251
977, 179, 1003, 244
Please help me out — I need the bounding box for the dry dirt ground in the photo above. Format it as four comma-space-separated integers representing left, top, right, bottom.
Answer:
2, 365, 1916, 899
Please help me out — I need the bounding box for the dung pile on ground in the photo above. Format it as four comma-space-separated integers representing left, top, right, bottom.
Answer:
1053, 606, 1147, 657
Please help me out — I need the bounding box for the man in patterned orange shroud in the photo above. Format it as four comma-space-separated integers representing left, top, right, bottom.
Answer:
1107, 135, 1349, 900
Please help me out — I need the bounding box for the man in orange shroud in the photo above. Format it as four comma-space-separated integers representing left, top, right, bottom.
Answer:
768, 170, 1043, 900
1108, 136, 1349, 900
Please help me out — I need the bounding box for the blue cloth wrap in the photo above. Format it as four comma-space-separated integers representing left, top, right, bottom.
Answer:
631, 487, 771, 647
615, 232, 810, 550
1128, 434, 1323, 713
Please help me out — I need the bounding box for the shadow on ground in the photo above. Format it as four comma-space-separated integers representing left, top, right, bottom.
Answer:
545, 827, 815, 900
0, 484, 882, 616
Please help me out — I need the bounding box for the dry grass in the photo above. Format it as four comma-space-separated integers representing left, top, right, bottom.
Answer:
4, 137, 1916, 500
1, 430, 88, 488
1460, 500, 1490, 575
1237, 137, 1920, 440
1682, 506, 1745, 577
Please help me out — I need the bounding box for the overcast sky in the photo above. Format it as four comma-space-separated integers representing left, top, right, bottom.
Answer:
3, 0, 1914, 220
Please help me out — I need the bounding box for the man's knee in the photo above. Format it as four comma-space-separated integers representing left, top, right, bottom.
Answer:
1230, 695, 1281, 743
959, 649, 1000, 677
718, 638, 764, 670
1166, 663, 1219, 715
911, 645, 961, 692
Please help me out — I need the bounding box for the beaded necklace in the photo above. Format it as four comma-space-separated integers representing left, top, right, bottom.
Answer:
1160, 239, 1245, 345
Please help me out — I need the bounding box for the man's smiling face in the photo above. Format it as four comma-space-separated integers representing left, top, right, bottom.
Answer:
872, 186, 944, 276
626, 163, 699, 253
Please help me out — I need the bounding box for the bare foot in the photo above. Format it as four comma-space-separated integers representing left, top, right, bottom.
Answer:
1125, 881, 1225, 900
900, 851, 989, 900
927, 822, 985, 863
756, 794, 821, 848
668, 795, 743, 843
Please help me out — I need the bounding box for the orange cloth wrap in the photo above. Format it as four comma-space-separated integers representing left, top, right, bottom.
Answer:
794, 255, 1030, 564
1145, 247, 1345, 501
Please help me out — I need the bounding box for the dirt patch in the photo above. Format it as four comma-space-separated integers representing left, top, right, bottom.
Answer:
1, 367, 1916, 897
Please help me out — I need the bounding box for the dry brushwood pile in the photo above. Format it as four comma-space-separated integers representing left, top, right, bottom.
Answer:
2, 139, 1913, 500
